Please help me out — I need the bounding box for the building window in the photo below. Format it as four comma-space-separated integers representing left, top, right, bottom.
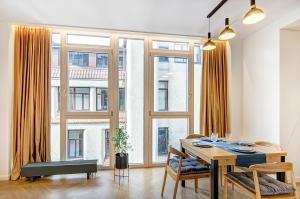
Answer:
68, 52, 89, 67
119, 88, 125, 112
194, 46, 202, 64
96, 88, 108, 111
51, 47, 60, 67
69, 87, 90, 111
57, 87, 60, 113
157, 127, 169, 155
68, 129, 84, 159
158, 81, 168, 111
105, 129, 110, 158
119, 48, 126, 70
96, 53, 108, 68
159, 56, 169, 63
174, 57, 187, 63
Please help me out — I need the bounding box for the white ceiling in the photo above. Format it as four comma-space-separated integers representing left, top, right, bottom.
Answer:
0, 0, 299, 38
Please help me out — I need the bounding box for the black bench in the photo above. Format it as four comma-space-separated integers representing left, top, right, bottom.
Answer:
20, 160, 98, 181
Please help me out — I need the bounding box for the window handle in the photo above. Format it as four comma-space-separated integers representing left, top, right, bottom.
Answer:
111, 110, 113, 116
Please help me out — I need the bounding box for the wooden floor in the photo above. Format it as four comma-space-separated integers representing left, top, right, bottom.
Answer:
0, 168, 299, 199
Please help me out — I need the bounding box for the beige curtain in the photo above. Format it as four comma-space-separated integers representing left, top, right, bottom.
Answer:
11, 26, 51, 180
200, 41, 230, 138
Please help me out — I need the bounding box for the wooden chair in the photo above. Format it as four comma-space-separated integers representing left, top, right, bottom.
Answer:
224, 162, 299, 199
161, 146, 210, 199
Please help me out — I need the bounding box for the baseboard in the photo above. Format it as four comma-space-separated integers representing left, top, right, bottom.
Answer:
0, 175, 10, 181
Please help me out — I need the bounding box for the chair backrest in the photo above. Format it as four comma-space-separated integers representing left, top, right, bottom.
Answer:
250, 162, 293, 173
255, 141, 282, 150
186, 134, 205, 139
168, 146, 187, 158
166, 146, 187, 175
250, 162, 298, 198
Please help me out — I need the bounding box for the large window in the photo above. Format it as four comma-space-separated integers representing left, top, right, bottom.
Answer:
67, 129, 84, 159
69, 87, 90, 111
158, 81, 168, 111
50, 31, 201, 167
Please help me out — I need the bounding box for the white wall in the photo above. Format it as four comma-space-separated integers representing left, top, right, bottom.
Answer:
280, 29, 300, 179
0, 22, 12, 180
240, 5, 300, 180
243, 22, 280, 143
228, 39, 243, 138
242, 5, 300, 142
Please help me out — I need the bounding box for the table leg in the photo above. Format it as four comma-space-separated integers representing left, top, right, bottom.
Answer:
227, 165, 232, 173
181, 145, 186, 188
277, 156, 286, 182
211, 160, 219, 199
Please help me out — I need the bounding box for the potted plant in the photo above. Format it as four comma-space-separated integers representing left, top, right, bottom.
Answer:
112, 126, 131, 169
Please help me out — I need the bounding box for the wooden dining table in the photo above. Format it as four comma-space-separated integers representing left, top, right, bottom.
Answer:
180, 139, 288, 199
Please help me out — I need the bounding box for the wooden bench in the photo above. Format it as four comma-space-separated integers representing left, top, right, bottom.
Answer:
20, 160, 98, 181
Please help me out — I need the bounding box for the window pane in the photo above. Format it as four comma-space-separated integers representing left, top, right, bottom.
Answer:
66, 119, 110, 166
154, 57, 188, 112
194, 45, 202, 133
52, 33, 60, 45
51, 33, 60, 161
152, 118, 188, 163
68, 51, 109, 112
119, 38, 144, 164
153, 41, 188, 51
67, 34, 110, 46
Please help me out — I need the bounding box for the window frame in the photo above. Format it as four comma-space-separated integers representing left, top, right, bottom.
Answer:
51, 29, 200, 169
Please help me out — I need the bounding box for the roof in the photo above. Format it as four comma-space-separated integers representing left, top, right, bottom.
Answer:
51, 67, 126, 80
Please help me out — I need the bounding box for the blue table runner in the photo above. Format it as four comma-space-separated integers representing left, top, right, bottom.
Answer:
199, 138, 266, 167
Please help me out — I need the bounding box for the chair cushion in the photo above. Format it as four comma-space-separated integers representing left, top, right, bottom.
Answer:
169, 156, 209, 174
227, 172, 295, 196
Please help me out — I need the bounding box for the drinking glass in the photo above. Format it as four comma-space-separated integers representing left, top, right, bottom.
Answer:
211, 132, 218, 143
